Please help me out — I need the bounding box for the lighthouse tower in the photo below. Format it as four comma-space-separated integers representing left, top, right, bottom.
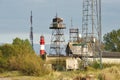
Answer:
40, 35, 45, 55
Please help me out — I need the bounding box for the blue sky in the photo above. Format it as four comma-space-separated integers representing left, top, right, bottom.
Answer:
0, 0, 120, 44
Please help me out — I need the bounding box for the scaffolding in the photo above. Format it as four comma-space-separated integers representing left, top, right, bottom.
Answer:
69, 28, 79, 42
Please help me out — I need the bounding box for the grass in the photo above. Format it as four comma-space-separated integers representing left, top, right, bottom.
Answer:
0, 64, 120, 80
0, 71, 23, 77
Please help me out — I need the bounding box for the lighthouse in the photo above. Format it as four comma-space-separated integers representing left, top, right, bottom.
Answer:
40, 35, 45, 55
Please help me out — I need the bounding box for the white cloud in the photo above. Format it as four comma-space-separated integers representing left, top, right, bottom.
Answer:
0, 33, 29, 44
24, 0, 46, 3
102, 0, 120, 4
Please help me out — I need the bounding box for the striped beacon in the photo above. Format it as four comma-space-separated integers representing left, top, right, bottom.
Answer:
40, 35, 45, 55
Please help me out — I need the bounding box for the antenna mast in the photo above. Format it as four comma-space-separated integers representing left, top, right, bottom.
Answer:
30, 11, 34, 49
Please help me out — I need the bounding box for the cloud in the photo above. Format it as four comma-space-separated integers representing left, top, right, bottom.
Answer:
0, 0, 120, 44
24, 0, 46, 4
102, 0, 120, 4
0, 33, 29, 43
0, 32, 52, 44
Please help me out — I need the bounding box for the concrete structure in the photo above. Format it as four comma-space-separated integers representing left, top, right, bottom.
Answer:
66, 58, 79, 70
46, 52, 120, 64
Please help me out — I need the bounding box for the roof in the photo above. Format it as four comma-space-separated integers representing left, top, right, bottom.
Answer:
102, 52, 120, 58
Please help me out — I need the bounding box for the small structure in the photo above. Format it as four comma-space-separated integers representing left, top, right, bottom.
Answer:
66, 58, 79, 70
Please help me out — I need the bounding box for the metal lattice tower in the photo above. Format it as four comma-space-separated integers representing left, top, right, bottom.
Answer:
82, 0, 102, 68
69, 18, 79, 42
49, 15, 66, 56
69, 28, 79, 42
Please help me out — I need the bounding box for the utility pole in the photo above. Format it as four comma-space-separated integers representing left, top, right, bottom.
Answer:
99, 0, 102, 69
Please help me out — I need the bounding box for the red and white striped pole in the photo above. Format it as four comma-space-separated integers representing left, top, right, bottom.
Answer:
40, 35, 45, 55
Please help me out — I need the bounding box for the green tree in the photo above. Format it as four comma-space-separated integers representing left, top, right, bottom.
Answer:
0, 44, 16, 58
0, 50, 2, 57
103, 29, 120, 52
12, 37, 34, 54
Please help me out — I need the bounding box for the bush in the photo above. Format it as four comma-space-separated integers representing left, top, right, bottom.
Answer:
0, 68, 4, 73
0, 38, 51, 76
91, 61, 101, 69
98, 74, 105, 80
8, 53, 50, 76
49, 59, 66, 71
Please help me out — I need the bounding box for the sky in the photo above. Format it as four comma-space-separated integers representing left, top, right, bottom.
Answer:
0, 0, 120, 44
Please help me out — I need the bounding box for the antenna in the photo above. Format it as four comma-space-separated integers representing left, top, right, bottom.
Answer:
56, 12, 58, 18
30, 11, 32, 25
71, 17, 73, 27
30, 11, 34, 49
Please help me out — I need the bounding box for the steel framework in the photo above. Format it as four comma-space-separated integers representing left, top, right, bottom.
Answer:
82, 0, 102, 68
69, 28, 79, 42
49, 16, 66, 56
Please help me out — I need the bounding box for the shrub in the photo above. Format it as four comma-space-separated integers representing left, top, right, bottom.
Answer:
8, 53, 50, 76
49, 59, 66, 71
98, 74, 105, 80
0, 38, 51, 76
91, 61, 101, 69
0, 68, 4, 73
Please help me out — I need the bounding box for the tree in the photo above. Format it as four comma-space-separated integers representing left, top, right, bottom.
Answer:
0, 44, 16, 58
12, 37, 34, 54
103, 29, 120, 52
